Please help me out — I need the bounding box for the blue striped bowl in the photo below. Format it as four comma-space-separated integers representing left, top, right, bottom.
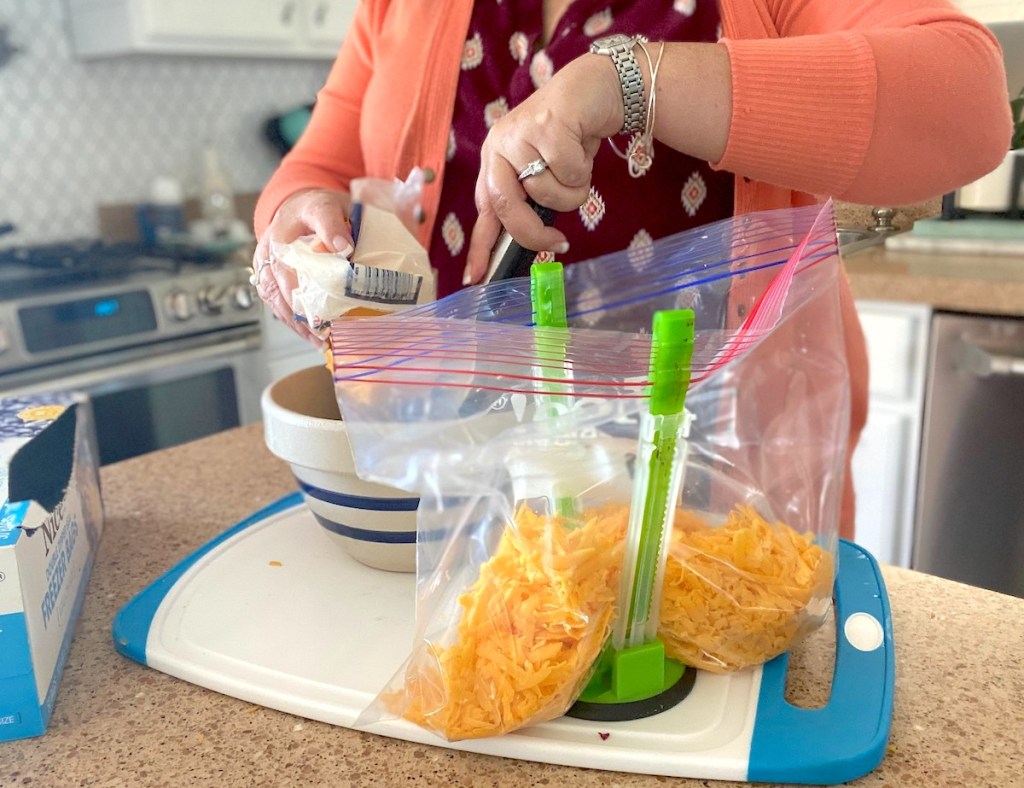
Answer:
261, 365, 418, 572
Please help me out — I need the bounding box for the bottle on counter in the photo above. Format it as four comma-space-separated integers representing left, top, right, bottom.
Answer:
198, 144, 237, 239
186, 144, 254, 253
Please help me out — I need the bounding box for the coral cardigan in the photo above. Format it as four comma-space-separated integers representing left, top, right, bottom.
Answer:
254, 0, 1011, 539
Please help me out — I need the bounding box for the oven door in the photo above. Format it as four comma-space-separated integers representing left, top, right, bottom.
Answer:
914, 312, 1024, 598
1, 331, 267, 465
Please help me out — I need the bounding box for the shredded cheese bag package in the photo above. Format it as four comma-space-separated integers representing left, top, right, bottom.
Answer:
265, 167, 434, 345
333, 204, 850, 740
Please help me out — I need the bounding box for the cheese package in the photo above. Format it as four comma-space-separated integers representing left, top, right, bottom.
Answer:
268, 167, 436, 341
272, 204, 436, 338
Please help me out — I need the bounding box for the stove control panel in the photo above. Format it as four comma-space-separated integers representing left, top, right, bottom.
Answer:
0, 262, 261, 378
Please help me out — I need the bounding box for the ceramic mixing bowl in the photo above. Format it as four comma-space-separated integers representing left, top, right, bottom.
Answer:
261, 365, 418, 572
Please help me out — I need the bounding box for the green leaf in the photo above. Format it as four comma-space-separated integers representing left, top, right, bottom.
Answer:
1012, 87, 1024, 150
1012, 97, 1024, 123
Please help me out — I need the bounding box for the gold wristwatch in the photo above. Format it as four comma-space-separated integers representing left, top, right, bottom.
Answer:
589, 33, 647, 134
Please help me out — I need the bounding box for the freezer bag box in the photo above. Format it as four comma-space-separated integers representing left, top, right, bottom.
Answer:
0, 393, 104, 742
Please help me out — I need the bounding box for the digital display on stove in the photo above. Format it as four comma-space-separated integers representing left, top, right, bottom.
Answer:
93, 298, 120, 317
19, 290, 157, 354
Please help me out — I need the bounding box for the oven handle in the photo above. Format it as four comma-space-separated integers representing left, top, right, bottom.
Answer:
955, 339, 1024, 378
6, 335, 263, 397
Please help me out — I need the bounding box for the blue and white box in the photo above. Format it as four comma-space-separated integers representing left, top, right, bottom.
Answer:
0, 393, 104, 742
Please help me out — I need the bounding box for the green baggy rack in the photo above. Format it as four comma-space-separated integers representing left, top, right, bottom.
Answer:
570, 309, 696, 721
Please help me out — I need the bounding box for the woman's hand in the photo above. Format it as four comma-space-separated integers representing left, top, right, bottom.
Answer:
463, 42, 732, 286
463, 53, 625, 285
252, 188, 354, 344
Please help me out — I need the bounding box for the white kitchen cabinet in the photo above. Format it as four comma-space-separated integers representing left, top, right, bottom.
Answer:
67, 0, 355, 60
851, 301, 931, 567
133, 0, 298, 48
303, 0, 358, 49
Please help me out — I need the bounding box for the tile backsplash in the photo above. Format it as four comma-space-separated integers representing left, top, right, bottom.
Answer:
0, 1, 330, 248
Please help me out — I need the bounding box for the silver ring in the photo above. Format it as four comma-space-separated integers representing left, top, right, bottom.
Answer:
517, 158, 548, 181
249, 258, 271, 287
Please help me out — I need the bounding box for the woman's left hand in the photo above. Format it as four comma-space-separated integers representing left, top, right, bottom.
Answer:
463, 53, 626, 284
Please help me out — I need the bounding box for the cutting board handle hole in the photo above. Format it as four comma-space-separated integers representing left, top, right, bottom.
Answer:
783, 601, 837, 710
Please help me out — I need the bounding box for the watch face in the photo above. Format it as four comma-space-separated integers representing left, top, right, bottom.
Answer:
591, 33, 633, 53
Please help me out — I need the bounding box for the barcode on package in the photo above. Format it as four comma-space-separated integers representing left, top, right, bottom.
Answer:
346, 265, 423, 305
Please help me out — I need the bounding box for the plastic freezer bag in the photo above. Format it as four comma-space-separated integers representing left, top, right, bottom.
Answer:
332, 203, 846, 739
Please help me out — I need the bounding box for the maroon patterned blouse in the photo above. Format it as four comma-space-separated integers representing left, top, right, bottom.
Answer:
429, 0, 734, 298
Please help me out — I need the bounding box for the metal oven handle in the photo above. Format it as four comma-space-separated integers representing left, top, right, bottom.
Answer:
6, 335, 262, 398
955, 339, 1024, 378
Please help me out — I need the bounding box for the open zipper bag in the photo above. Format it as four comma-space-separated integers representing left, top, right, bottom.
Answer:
331, 203, 849, 741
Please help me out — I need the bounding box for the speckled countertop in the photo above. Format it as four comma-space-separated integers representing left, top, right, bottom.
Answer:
845, 243, 1024, 316
4, 424, 1024, 786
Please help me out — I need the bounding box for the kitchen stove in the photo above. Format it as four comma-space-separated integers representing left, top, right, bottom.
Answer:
0, 242, 259, 381
0, 241, 203, 299
0, 241, 267, 465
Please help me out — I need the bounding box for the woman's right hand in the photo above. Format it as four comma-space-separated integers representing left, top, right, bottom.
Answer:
252, 188, 354, 344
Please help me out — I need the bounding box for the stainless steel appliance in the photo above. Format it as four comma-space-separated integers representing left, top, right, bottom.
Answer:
0, 242, 266, 464
914, 311, 1024, 597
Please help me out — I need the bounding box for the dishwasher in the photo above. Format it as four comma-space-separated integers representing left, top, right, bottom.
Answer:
913, 312, 1024, 598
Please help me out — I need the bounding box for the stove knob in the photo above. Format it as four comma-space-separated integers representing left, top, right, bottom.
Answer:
164, 290, 197, 321
198, 285, 228, 316
230, 283, 256, 311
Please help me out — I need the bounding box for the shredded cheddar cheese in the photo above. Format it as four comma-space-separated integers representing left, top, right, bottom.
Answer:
396, 503, 832, 739
659, 506, 834, 673
397, 505, 625, 740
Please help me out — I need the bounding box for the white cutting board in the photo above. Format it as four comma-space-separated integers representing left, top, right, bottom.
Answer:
114, 494, 894, 785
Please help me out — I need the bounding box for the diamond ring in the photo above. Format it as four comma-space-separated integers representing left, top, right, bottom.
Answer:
249, 258, 271, 287
517, 158, 549, 181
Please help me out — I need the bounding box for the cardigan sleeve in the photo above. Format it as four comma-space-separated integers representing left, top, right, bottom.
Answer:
717, 1, 1013, 205
253, 0, 382, 237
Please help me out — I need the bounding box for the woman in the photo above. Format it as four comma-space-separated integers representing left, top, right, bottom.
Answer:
252, 0, 1012, 539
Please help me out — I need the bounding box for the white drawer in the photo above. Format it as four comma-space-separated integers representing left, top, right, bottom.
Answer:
856, 301, 931, 402
852, 407, 912, 566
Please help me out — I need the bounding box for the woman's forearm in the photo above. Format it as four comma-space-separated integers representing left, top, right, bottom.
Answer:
631, 19, 1010, 206
719, 19, 1009, 204
637, 42, 733, 166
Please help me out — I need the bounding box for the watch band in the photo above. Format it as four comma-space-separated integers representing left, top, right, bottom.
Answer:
590, 34, 647, 135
